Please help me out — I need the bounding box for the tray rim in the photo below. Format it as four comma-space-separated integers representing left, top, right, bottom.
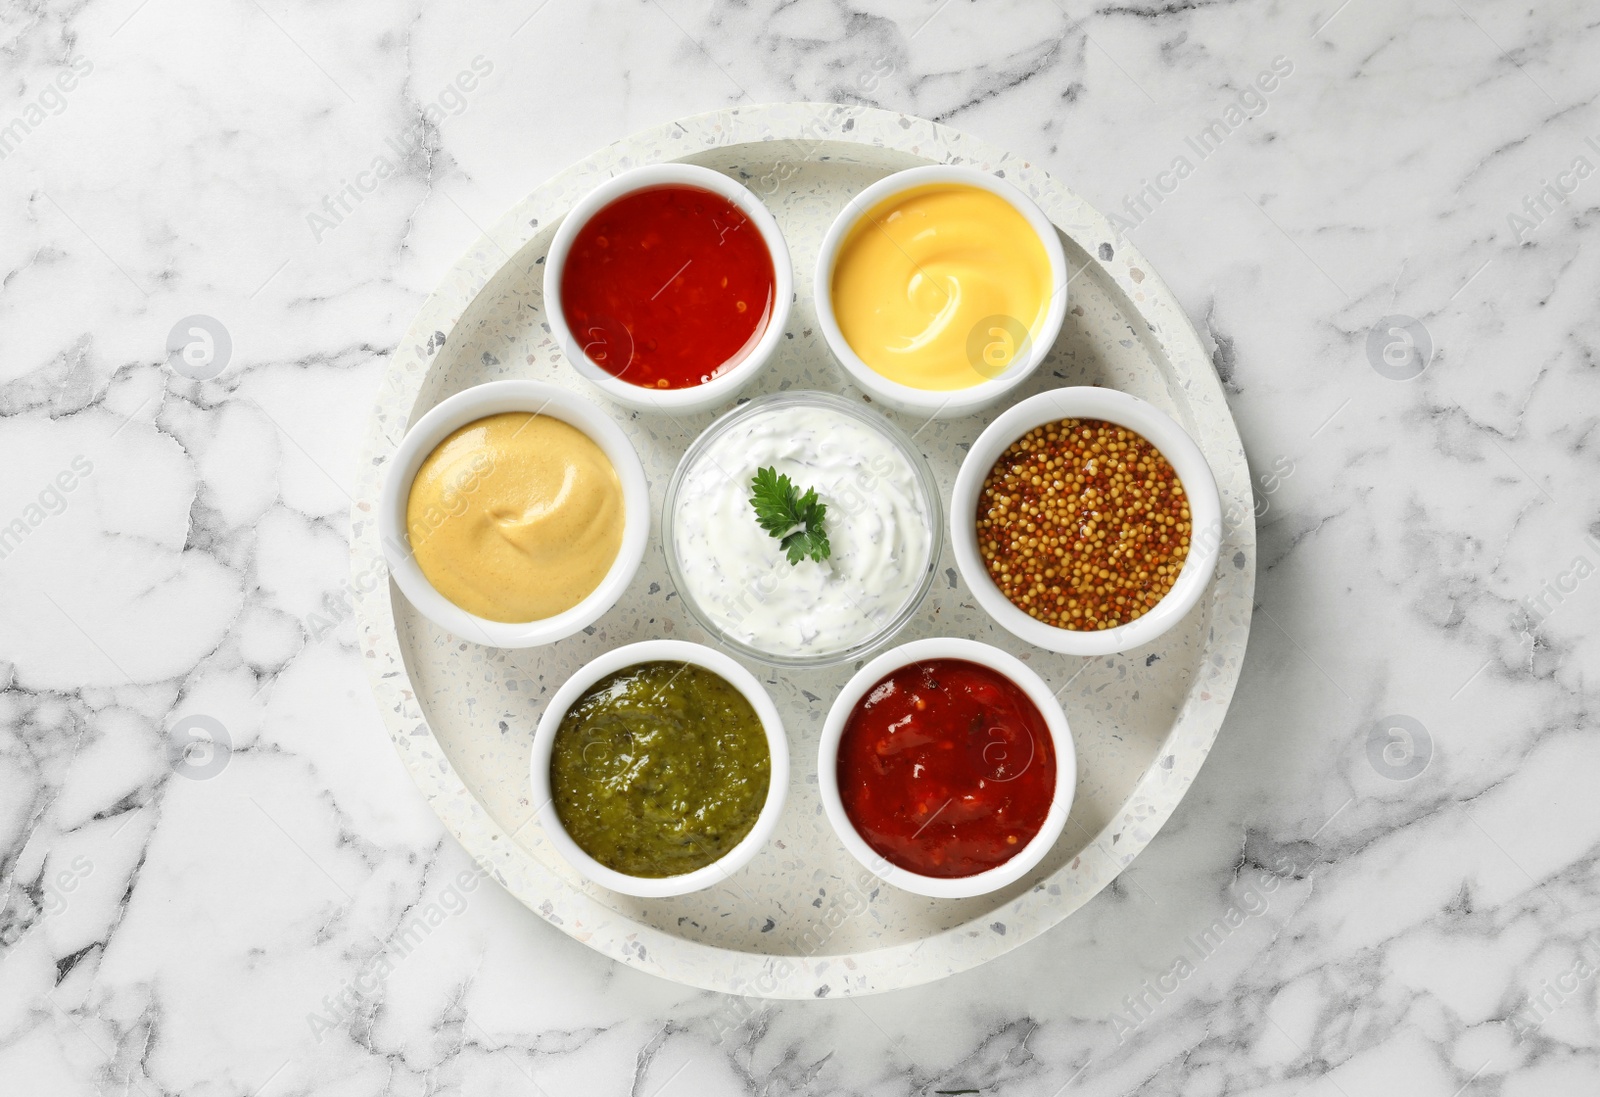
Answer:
350, 102, 1257, 999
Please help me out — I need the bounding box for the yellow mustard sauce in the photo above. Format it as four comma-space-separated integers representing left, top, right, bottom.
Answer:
830, 183, 1054, 391
406, 412, 624, 623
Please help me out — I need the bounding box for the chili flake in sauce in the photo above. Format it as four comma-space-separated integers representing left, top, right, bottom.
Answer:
977, 417, 1190, 630
836, 659, 1056, 878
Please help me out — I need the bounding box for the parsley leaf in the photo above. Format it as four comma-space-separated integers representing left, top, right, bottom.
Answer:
748, 466, 831, 566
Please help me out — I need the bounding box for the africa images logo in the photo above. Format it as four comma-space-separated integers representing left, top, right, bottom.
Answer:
166, 315, 232, 381
1366, 315, 1432, 381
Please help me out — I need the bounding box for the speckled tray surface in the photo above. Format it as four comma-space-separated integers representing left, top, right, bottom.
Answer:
351, 103, 1256, 999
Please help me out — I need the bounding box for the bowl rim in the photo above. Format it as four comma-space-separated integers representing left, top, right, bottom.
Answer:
378, 379, 650, 649
950, 386, 1224, 656
812, 164, 1070, 418
542, 162, 794, 415
660, 389, 944, 669
527, 639, 790, 898
816, 636, 1077, 899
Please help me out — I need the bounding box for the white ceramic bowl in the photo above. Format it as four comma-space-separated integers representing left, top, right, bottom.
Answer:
951, 387, 1223, 657
379, 380, 649, 648
813, 165, 1069, 420
528, 640, 790, 898
817, 637, 1076, 899
543, 163, 794, 416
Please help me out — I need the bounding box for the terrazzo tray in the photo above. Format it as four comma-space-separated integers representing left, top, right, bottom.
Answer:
351, 103, 1256, 999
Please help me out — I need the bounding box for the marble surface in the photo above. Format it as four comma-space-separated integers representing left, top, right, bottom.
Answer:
2, 0, 1597, 1093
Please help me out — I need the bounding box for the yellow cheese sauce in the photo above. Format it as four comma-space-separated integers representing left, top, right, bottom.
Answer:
406, 413, 624, 623
830, 183, 1054, 391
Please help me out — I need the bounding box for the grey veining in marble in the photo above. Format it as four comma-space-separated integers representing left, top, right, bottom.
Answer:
2, 0, 1598, 1093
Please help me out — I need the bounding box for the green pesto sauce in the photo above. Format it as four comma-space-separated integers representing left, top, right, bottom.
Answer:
551, 661, 771, 878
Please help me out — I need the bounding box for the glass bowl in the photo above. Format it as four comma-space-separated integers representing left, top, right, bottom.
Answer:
662, 391, 943, 669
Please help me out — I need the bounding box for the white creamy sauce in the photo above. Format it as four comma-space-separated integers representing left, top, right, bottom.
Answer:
674, 404, 933, 658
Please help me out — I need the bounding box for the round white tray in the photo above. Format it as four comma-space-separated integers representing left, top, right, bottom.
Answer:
351, 103, 1256, 999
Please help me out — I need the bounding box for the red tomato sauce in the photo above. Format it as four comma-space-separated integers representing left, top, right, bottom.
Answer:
559, 184, 775, 390
837, 659, 1056, 878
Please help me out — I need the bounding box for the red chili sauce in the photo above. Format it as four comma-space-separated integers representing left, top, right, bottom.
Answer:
559, 184, 775, 390
836, 659, 1056, 878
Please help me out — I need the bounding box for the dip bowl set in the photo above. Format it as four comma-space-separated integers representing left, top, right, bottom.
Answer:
352, 105, 1253, 998
377, 153, 1222, 902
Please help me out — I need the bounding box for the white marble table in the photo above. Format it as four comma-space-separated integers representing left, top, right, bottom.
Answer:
3, 1, 1596, 1093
